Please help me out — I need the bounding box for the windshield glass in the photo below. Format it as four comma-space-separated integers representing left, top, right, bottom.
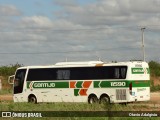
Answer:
14, 69, 26, 94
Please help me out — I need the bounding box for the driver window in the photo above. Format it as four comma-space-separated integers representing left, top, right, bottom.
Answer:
15, 69, 26, 87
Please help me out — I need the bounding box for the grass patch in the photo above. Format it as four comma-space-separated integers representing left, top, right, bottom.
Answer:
151, 85, 160, 92
0, 102, 107, 111
0, 102, 154, 111
0, 89, 12, 95
0, 102, 160, 119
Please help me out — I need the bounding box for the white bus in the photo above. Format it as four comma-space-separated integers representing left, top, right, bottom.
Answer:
8, 61, 150, 104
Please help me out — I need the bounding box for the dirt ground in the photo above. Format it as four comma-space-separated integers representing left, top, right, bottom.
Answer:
0, 94, 13, 101
150, 92, 160, 103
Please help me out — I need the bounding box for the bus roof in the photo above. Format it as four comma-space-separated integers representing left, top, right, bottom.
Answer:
17, 61, 148, 69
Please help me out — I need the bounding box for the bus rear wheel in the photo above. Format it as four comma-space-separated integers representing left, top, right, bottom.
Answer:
28, 95, 37, 104
100, 95, 110, 104
88, 95, 98, 104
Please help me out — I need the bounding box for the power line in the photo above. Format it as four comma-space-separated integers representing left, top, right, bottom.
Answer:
0, 50, 102, 55
0, 25, 160, 34
0, 47, 136, 55
1, 25, 159, 33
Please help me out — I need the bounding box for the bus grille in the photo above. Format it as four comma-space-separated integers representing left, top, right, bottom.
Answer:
116, 89, 126, 100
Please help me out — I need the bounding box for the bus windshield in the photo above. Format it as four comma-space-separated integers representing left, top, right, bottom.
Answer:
14, 69, 26, 94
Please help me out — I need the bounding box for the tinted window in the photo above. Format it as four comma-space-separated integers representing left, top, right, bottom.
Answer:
14, 69, 26, 94
57, 70, 70, 80
27, 66, 127, 81
27, 68, 56, 81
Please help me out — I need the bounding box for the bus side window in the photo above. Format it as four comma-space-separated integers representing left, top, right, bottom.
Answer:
114, 67, 127, 79
121, 67, 127, 79
114, 68, 120, 79
57, 70, 70, 80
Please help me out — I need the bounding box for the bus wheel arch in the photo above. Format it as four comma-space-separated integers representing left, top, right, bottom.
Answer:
99, 94, 110, 104
28, 94, 37, 104
88, 94, 98, 104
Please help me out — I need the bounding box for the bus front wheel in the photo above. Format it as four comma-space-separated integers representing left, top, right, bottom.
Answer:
28, 95, 37, 104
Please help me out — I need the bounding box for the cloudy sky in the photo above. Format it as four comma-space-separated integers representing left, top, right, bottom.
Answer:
0, 0, 160, 66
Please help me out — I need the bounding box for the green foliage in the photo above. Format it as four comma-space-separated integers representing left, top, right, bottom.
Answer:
0, 63, 22, 94
149, 61, 160, 91
0, 101, 150, 111
0, 63, 22, 76
0, 89, 12, 94
150, 85, 160, 92
149, 61, 160, 76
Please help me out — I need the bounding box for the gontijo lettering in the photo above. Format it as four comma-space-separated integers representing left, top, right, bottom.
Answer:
132, 69, 144, 72
132, 68, 149, 74
33, 82, 55, 88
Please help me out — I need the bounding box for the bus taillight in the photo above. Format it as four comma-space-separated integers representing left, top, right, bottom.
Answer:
129, 83, 132, 94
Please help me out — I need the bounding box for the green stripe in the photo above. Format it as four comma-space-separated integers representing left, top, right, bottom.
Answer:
27, 81, 69, 89
131, 68, 150, 74
132, 81, 150, 87
74, 89, 79, 96
27, 80, 150, 89
76, 81, 83, 88
94, 81, 100, 88
94, 80, 150, 88
27, 82, 31, 88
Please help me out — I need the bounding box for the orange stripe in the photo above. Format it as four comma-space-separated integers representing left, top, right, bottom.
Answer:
83, 81, 92, 88
70, 81, 76, 88
79, 89, 87, 96
95, 63, 103, 67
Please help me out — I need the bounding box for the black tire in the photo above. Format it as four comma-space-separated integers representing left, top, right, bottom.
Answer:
28, 95, 37, 104
119, 103, 127, 106
88, 95, 98, 104
100, 96, 110, 104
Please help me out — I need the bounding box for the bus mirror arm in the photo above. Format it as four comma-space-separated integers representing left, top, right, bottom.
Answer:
8, 75, 15, 84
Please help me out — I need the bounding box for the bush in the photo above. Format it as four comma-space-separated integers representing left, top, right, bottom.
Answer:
149, 61, 160, 91
0, 63, 22, 93
0, 63, 22, 76
149, 61, 160, 76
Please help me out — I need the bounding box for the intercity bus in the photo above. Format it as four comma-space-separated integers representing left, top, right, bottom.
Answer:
8, 61, 150, 104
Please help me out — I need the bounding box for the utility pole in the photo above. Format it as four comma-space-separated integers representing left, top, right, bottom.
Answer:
65, 57, 68, 62
141, 27, 146, 61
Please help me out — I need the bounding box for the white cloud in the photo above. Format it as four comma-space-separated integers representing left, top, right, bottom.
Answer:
0, 4, 21, 16
0, 0, 160, 65
53, 0, 77, 7
54, 0, 160, 27
20, 16, 53, 28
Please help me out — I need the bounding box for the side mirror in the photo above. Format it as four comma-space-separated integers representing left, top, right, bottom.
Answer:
8, 75, 15, 84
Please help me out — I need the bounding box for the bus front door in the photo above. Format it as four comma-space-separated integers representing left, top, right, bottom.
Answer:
14, 69, 27, 102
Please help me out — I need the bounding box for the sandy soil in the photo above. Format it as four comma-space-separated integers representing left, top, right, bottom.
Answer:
150, 92, 160, 103
0, 94, 13, 101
